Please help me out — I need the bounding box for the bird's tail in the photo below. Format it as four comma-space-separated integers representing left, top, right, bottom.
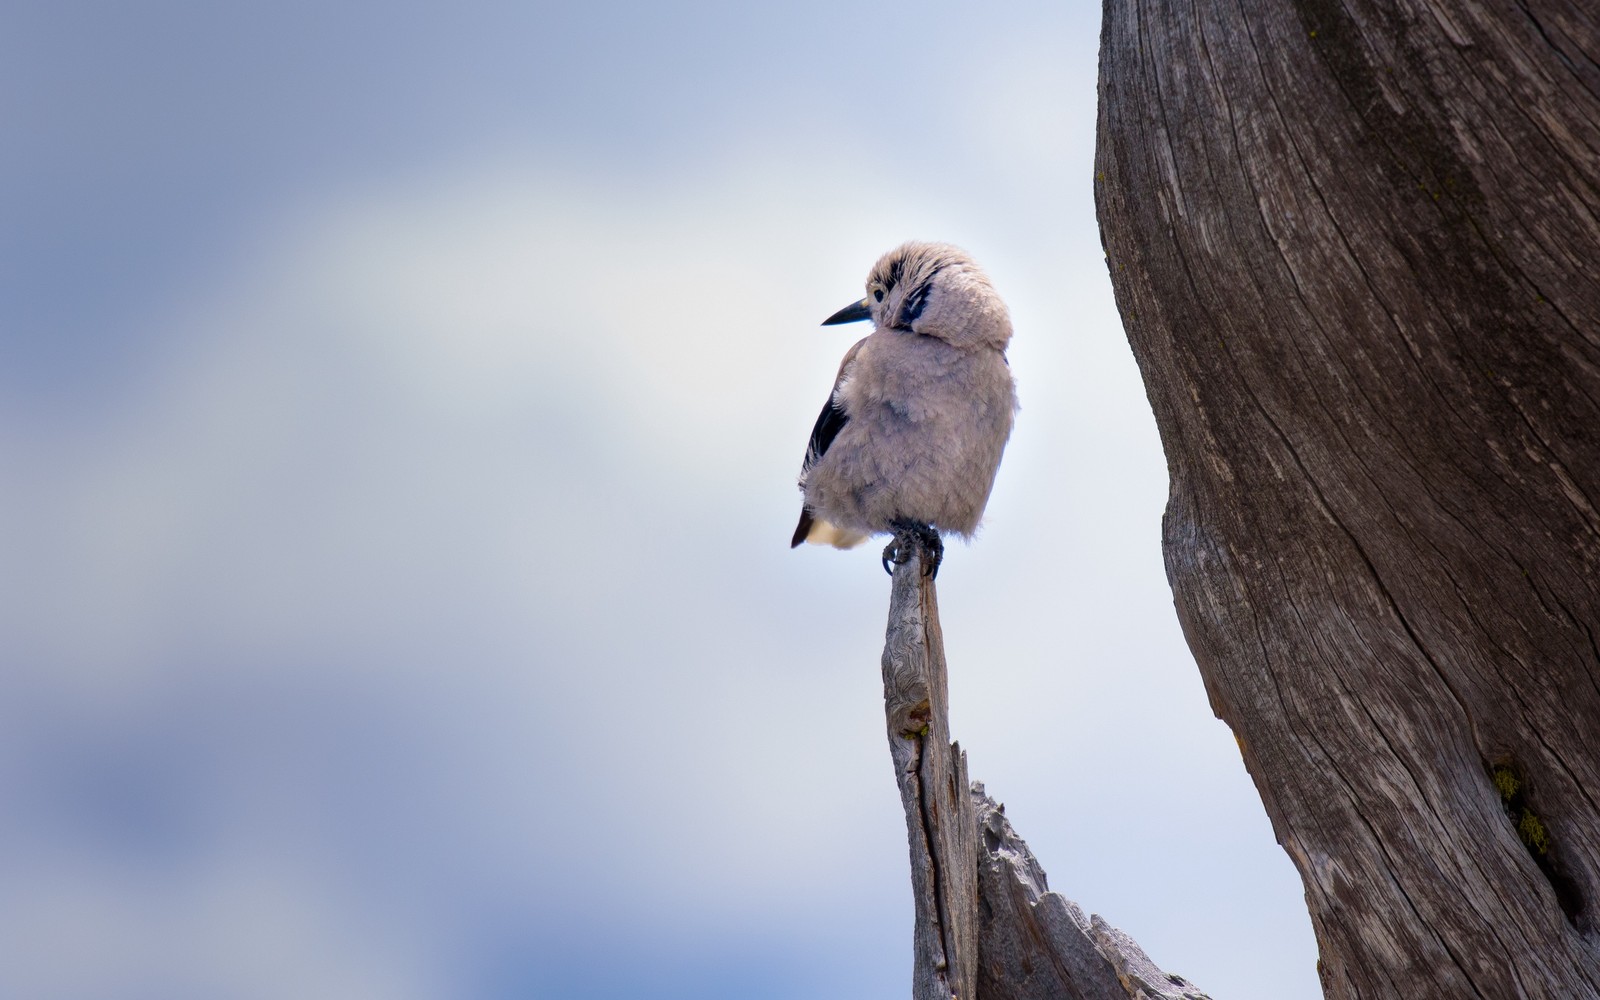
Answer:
792, 508, 868, 549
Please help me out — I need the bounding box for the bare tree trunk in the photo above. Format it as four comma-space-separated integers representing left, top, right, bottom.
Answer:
1095, 0, 1600, 996
881, 555, 1207, 1000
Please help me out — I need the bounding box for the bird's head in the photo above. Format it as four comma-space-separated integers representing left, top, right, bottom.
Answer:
822, 241, 1011, 350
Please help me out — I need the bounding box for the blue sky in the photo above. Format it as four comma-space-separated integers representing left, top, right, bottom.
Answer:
2, 2, 1319, 997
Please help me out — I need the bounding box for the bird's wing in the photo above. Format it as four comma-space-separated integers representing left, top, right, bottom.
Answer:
800, 337, 866, 477
792, 338, 867, 549
791, 507, 817, 548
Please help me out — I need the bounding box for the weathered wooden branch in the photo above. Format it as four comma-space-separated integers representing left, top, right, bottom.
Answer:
972, 785, 1212, 1000
882, 554, 1207, 999
881, 553, 979, 1000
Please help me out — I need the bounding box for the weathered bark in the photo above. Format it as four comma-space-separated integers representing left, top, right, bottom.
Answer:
882, 554, 979, 1000
882, 556, 1205, 999
1096, 0, 1600, 996
972, 784, 1211, 1000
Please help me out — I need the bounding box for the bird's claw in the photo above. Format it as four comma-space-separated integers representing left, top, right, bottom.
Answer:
883, 521, 943, 578
919, 529, 944, 578
882, 540, 909, 576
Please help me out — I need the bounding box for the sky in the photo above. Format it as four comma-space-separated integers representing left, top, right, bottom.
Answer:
1, 2, 1319, 998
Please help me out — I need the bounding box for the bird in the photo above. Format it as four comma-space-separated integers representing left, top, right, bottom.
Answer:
791, 241, 1016, 577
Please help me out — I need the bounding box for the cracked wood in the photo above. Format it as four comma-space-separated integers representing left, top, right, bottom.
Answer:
1097, 0, 1600, 996
881, 552, 979, 1000
879, 554, 1208, 1000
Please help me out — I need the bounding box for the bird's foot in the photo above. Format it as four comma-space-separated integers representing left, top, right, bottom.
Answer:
882, 520, 943, 578
880, 540, 905, 576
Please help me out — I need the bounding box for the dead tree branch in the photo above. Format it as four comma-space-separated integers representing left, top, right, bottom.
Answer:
880, 554, 1206, 999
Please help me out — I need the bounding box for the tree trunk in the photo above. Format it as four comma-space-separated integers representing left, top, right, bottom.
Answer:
1095, 0, 1600, 996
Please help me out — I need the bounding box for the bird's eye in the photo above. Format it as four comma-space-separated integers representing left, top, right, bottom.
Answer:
873, 288, 885, 302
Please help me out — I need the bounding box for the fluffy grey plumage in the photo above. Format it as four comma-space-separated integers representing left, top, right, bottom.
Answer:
792, 241, 1016, 563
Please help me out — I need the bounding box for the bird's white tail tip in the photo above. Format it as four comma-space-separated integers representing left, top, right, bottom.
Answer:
805, 520, 869, 550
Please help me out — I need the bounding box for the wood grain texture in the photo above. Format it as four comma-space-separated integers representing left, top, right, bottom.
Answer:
972, 785, 1209, 1000
881, 554, 1203, 999
1095, 0, 1600, 995
882, 553, 979, 1000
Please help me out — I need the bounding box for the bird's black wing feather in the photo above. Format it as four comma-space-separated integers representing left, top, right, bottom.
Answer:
792, 338, 865, 548
790, 507, 815, 548
802, 391, 849, 473
799, 337, 865, 475
791, 389, 848, 548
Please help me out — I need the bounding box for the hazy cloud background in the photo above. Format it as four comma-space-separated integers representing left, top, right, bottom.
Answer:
2, 2, 1319, 997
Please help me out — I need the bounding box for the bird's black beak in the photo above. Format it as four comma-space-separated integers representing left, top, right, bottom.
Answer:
821, 297, 873, 326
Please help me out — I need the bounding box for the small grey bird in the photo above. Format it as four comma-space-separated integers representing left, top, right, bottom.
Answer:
791, 241, 1016, 575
